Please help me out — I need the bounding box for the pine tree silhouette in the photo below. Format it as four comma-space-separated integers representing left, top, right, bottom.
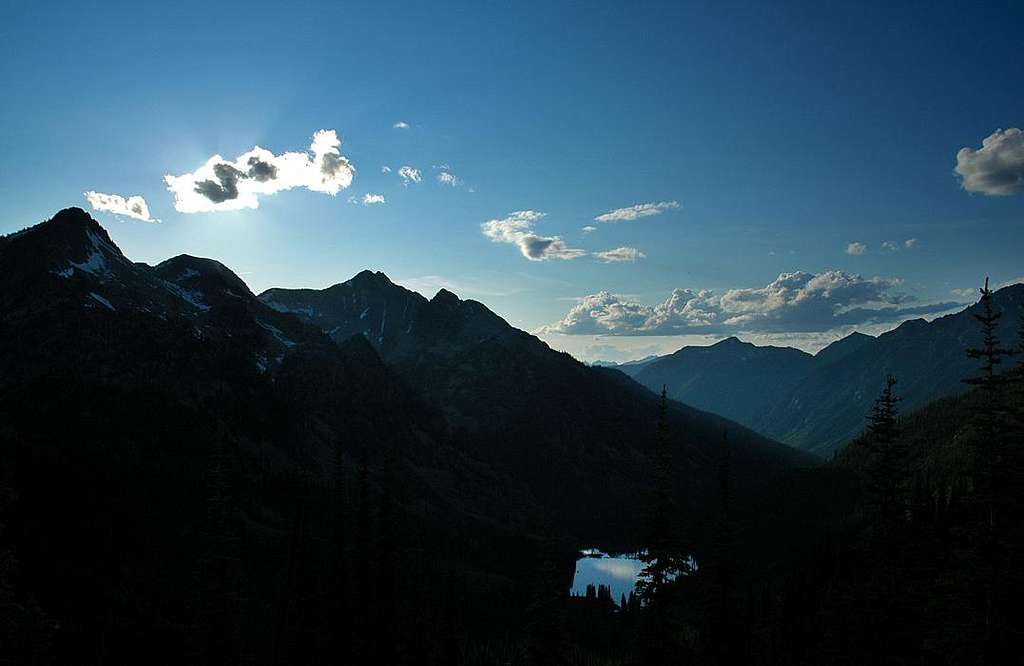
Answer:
864, 375, 905, 520
636, 386, 692, 665
963, 278, 1015, 529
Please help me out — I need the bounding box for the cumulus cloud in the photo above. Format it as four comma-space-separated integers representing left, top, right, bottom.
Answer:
955, 128, 1024, 195
904, 238, 917, 249
393, 121, 410, 129
481, 210, 587, 261
581, 225, 597, 233
362, 193, 386, 205
594, 200, 679, 223
542, 270, 960, 335
83, 191, 157, 222
594, 247, 646, 263
845, 242, 867, 255
437, 171, 459, 186
398, 166, 421, 186
164, 129, 354, 213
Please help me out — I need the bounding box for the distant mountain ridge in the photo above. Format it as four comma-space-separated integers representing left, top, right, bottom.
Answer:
623, 289, 1023, 455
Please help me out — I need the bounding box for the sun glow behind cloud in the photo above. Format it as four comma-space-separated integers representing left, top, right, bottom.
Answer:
164, 130, 354, 213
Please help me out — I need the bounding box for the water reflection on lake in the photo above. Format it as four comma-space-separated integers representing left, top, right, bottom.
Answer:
569, 548, 644, 602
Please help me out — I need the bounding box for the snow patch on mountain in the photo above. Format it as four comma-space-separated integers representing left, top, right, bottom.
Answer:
89, 292, 115, 310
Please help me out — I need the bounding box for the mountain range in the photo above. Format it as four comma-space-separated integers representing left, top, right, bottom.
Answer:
0, 208, 807, 548
618, 287, 1023, 455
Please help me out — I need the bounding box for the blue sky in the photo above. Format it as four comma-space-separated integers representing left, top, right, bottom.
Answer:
1, 1, 1021, 360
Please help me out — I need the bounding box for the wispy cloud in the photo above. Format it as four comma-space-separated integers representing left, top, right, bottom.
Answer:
437, 171, 459, 186
955, 128, 1024, 195
594, 247, 646, 263
882, 238, 918, 252
594, 200, 679, 223
84, 191, 157, 222
481, 210, 586, 261
581, 225, 597, 233
845, 242, 867, 255
381, 165, 391, 174
164, 129, 354, 213
362, 193, 386, 205
393, 121, 410, 129
398, 166, 421, 186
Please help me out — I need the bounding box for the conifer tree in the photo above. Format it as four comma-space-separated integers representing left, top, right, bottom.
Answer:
963, 278, 1015, 528
863, 375, 904, 519
637, 387, 690, 606
636, 386, 692, 665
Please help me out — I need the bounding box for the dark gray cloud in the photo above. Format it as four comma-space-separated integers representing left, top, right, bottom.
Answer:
194, 163, 246, 203
246, 156, 278, 182
321, 152, 353, 178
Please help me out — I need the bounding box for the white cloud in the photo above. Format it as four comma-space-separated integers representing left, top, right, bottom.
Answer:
542, 270, 961, 336
881, 241, 898, 252
164, 129, 354, 213
437, 171, 459, 186
904, 238, 917, 249
594, 200, 679, 223
997, 276, 1024, 289
398, 166, 421, 186
845, 242, 867, 255
955, 128, 1024, 195
950, 287, 977, 299
381, 165, 391, 174
393, 121, 410, 129
581, 225, 597, 233
481, 210, 587, 261
83, 191, 157, 222
362, 193, 386, 205
594, 247, 646, 263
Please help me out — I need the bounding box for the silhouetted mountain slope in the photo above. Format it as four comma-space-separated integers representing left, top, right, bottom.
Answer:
632, 337, 815, 428
261, 274, 812, 541
624, 289, 1022, 456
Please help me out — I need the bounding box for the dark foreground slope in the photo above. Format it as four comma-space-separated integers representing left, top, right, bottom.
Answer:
0, 210, 539, 663
731, 373, 1024, 664
0, 209, 808, 665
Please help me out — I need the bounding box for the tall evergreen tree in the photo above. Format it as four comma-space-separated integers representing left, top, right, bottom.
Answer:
963, 278, 1015, 528
636, 386, 692, 665
864, 375, 905, 520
